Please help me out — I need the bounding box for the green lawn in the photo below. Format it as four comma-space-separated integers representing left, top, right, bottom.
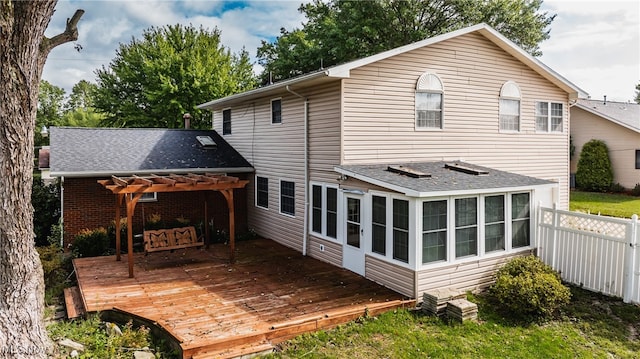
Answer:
569, 191, 640, 219
263, 287, 640, 359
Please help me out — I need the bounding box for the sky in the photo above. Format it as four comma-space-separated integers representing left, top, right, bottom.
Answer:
43, 0, 640, 103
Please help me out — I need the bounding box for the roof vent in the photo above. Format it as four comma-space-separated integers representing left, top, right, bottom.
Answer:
196, 136, 216, 148
445, 163, 489, 176
387, 165, 431, 178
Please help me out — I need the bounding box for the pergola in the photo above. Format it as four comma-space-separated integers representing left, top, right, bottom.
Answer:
98, 173, 249, 277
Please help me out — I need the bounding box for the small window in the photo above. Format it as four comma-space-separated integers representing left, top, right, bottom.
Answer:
312, 185, 322, 233
455, 197, 478, 258
256, 176, 268, 209
137, 192, 157, 203
310, 184, 338, 239
512, 193, 530, 248
415, 72, 444, 129
536, 102, 563, 132
280, 180, 295, 216
372, 195, 387, 255
392, 199, 409, 263
499, 81, 521, 132
636, 150, 640, 169
222, 108, 231, 135
422, 200, 447, 263
271, 99, 282, 124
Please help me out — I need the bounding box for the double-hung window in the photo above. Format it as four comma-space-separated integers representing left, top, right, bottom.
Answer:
392, 199, 409, 263
636, 150, 640, 169
372, 195, 387, 255
422, 200, 447, 263
222, 108, 231, 135
256, 176, 269, 209
310, 184, 338, 239
280, 180, 295, 216
499, 81, 521, 132
536, 102, 563, 132
455, 197, 478, 258
484, 195, 505, 253
271, 98, 282, 124
511, 193, 530, 248
415, 72, 444, 129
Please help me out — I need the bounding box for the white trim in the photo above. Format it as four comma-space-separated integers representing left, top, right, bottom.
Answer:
270, 97, 282, 125
222, 107, 232, 135
50, 167, 254, 178
499, 81, 522, 133
137, 192, 157, 203
535, 101, 565, 133
279, 179, 296, 218
309, 182, 340, 242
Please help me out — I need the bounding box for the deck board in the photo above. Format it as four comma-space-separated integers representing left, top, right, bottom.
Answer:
74, 238, 414, 358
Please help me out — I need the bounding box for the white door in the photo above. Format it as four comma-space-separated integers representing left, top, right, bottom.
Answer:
343, 194, 365, 275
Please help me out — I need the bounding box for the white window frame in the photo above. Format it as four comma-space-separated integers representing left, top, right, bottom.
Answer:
279, 179, 296, 217
271, 98, 282, 124
535, 101, 564, 133
136, 192, 157, 203
415, 72, 444, 130
499, 81, 521, 132
255, 175, 269, 210
222, 108, 231, 135
418, 191, 534, 269
309, 182, 340, 241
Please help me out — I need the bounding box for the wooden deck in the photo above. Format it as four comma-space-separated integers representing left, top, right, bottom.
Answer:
73, 238, 414, 358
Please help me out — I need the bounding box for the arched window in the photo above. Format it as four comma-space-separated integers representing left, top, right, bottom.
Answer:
415, 72, 444, 129
499, 81, 521, 132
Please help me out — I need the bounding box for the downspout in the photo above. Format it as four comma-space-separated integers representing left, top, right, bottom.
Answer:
60, 176, 64, 248
286, 85, 309, 256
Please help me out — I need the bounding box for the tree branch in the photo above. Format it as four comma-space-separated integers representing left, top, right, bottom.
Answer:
40, 9, 84, 55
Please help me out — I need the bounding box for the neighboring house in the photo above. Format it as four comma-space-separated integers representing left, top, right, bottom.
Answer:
198, 23, 586, 298
37, 146, 55, 185
570, 98, 640, 189
48, 127, 253, 247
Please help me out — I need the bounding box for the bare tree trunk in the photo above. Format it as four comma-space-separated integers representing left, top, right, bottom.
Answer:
0, 2, 83, 357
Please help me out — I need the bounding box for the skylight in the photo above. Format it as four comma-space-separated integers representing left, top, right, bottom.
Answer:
196, 136, 216, 148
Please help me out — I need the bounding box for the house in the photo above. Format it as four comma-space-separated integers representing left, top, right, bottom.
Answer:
48, 127, 253, 248
197, 23, 586, 298
570, 98, 640, 189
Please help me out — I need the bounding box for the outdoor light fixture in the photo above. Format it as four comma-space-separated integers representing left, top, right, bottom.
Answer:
40, 125, 48, 138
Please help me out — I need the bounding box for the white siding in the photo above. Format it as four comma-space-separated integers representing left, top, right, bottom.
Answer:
307, 236, 342, 267
366, 255, 414, 297
570, 107, 640, 189
341, 32, 570, 209
416, 250, 533, 297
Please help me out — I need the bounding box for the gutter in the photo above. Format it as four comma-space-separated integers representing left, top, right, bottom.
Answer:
50, 167, 255, 178
286, 85, 309, 256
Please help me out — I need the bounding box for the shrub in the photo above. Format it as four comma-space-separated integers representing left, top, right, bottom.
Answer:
632, 184, 640, 196
609, 182, 626, 193
575, 139, 613, 192
32, 178, 61, 246
490, 256, 571, 321
72, 227, 109, 257
37, 242, 73, 304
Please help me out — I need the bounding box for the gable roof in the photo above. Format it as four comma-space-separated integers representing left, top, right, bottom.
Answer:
335, 161, 555, 197
49, 127, 253, 178
198, 23, 587, 110
574, 98, 640, 133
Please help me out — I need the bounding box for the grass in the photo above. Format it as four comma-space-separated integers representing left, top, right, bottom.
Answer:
263, 286, 640, 359
570, 190, 640, 219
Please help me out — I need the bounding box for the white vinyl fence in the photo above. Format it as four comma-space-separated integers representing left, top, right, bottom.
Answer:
537, 205, 639, 304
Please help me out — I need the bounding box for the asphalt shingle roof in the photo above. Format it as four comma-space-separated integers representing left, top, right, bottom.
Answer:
49, 127, 253, 177
336, 161, 555, 196
576, 98, 640, 132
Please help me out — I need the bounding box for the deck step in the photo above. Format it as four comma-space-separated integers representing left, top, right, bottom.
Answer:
63, 286, 86, 319
191, 341, 273, 359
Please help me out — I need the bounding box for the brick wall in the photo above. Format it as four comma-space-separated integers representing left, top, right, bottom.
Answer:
62, 175, 248, 247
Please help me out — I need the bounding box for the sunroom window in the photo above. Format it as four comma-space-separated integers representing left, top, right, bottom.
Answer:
422, 200, 447, 263
455, 197, 478, 258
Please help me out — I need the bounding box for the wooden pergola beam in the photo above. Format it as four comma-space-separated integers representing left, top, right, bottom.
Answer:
98, 173, 248, 278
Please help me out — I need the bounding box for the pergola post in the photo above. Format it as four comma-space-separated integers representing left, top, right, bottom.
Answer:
115, 194, 124, 261
125, 192, 143, 278
220, 189, 236, 263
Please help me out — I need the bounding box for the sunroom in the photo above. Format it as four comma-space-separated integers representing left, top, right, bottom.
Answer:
313, 161, 558, 298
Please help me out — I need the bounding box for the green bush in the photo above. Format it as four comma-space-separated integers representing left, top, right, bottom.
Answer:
37, 242, 73, 304
632, 184, 640, 196
490, 256, 571, 321
72, 227, 110, 257
32, 178, 60, 246
575, 139, 613, 192
609, 182, 626, 193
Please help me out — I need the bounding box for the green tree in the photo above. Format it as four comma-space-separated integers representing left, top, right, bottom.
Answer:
35, 80, 66, 146
575, 139, 614, 192
61, 80, 105, 127
257, 0, 555, 83
0, 2, 83, 356
66, 79, 97, 110
94, 24, 257, 128
634, 82, 640, 104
